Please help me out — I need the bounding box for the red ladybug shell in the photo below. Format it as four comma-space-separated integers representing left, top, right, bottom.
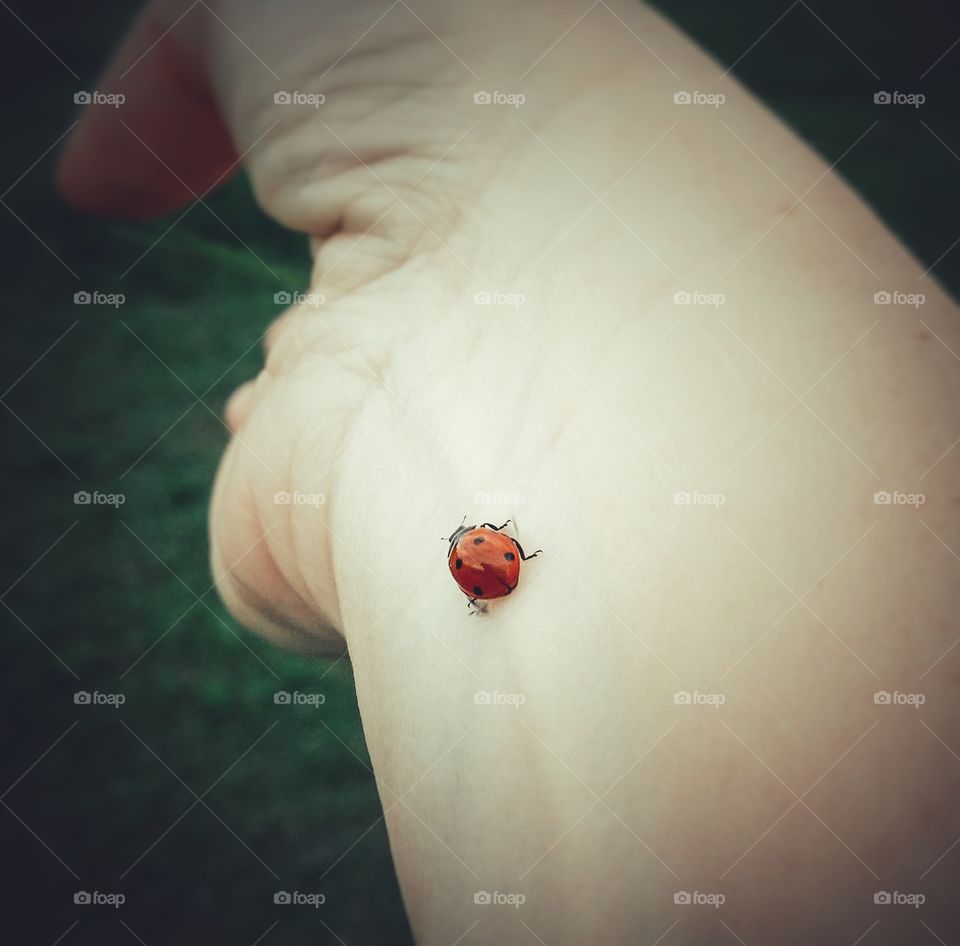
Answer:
448, 526, 522, 600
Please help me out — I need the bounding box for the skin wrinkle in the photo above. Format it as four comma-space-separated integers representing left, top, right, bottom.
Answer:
261, 435, 329, 624
286, 411, 355, 631
267, 151, 479, 293
208, 448, 290, 641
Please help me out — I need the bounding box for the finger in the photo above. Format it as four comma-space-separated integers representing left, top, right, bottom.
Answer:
223, 379, 257, 433
56, 0, 237, 219
209, 429, 345, 656
223, 302, 307, 433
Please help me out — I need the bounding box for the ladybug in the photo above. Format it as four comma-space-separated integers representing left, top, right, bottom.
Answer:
444, 519, 541, 613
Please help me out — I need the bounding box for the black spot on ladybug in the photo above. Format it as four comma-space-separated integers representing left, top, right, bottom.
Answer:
504, 552, 515, 561
473, 536, 485, 544
473, 585, 483, 596
455, 558, 463, 569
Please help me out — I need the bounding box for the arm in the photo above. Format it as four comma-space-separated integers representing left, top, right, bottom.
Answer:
60, 1, 960, 942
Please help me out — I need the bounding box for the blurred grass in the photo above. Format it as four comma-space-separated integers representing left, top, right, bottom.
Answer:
0, 3, 410, 942
0, 0, 957, 943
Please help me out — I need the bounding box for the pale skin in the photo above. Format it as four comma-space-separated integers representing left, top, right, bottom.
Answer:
59, 0, 960, 942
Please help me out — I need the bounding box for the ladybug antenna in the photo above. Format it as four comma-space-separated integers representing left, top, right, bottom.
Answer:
443, 514, 468, 542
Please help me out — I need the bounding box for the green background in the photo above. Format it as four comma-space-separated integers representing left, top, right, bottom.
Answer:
1, 1, 957, 943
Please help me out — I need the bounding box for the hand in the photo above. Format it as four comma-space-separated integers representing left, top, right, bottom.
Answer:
59, 2, 960, 943
60, 0, 647, 654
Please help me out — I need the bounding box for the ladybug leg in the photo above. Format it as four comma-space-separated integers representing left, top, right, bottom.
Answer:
480, 520, 512, 532
467, 598, 488, 615
513, 539, 542, 561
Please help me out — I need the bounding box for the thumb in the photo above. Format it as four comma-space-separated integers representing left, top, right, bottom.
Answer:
56, 0, 237, 219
